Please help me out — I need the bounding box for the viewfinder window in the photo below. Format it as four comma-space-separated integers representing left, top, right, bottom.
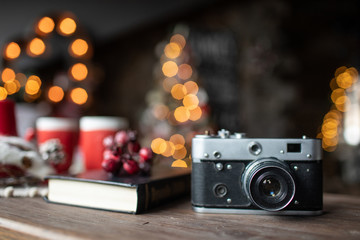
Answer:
287, 143, 301, 153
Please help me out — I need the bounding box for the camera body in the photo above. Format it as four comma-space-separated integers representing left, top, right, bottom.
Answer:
191, 130, 323, 215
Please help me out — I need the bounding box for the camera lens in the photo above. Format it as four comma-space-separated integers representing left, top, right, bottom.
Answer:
243, 158, 295, 211
260, 177, 281, 197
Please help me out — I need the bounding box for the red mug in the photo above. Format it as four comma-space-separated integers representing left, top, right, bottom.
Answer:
0, 99, 17, 136
36, 117, 78, 173
80, 116, 128, 170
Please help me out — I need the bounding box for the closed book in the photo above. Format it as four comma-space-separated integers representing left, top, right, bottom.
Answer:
44, 166, 191, 214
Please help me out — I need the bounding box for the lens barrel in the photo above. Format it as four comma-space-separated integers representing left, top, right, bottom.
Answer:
243, 158, 295, 211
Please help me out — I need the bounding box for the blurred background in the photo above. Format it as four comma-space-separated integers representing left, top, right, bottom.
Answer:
1, 0, 360, 194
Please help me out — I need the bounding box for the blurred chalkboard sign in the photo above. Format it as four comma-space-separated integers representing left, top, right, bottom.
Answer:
189, 29, 241, 131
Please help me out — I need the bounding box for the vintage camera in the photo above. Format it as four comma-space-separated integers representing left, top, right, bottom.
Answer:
191, 130, 323, 215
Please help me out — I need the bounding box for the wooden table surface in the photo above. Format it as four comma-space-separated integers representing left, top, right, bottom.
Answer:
0, 193, 359, 240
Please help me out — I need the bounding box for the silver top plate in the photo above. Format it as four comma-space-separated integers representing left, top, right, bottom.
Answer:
192, 137, 322, 162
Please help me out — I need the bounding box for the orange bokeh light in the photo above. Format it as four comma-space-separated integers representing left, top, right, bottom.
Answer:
172, 146, 187, 160
37, 17, 55, 34
184, 81, 199, 95
4, 80, 20, 95
162, 61, 178, 77
174, 106, 190, 123
183, 94, 199, 110
58, 17, 77, 36
170, 134, 185, 146
70, 63, 88, 81
70, 39, 89, 57
48, 86, 65, 103
151, 138, 166, 154
171, 84, 187, 100
189, 106, 202, 121
160, 141, 175, 157
28, 38, 46, 56
164, 42, 181, 59
171, 159, 188, 168
70, 87, 88, 105
4, 42, 21, 59
177, 64, 192, 80
170, 34, 186, 49
1, 68, 16, 83
25, 80, 41, 95
0, 87, 7, 100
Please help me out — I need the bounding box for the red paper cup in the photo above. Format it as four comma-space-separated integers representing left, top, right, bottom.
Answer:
36, 117, 78, 173
0, 99, 17, 136
80, 116, 128, 170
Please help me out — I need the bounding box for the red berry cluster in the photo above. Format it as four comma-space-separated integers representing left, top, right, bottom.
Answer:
101, 130, 153, 176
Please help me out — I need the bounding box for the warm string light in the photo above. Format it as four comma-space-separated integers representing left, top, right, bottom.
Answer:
37, 17, 55, 35
0, 13, 92, 104
70, 63, 88, 81
4, 42, 21, 60
58, 17, 77, 36
319, 66, 359, 151
48, 86, 65, 103
70, 87, 88, 105
27, 38, 46, 56
69, 39, 89, 57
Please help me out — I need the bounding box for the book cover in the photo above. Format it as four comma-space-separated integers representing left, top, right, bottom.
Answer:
44, 165, 191, 214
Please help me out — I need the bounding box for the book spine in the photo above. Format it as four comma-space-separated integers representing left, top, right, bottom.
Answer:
136, 174, 191, 213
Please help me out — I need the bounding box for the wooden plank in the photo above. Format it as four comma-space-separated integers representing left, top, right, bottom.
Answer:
0, 194, 359, 240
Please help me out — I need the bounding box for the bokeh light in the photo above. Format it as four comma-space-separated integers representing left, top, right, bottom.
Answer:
160, 141, 175, 157
335, 95, 350, 112
28, 38, 46, 56
172, 146, 187, 160
336, 72, 353, 89
70, 63, 88, 81
335, 66, 347, 78
0, 87, 8, 100
37, 17, 55, 34
58, 17, 76, 36
4, 42, 21, 59
170, 34, 186, 49
183, 94, 199, 110
48, 86, 65, 103
152, 104, 169, 120
1, 68, 16, 83
171, 159, 188, 168
169, 134, 185, 146
331, 88, 345, 103
163, 77, 178, 92
171, 84, 187, 100
174, 106, 190, 122
189, 106, 202, 121
70, 39, 89, 57
70, 87, 88, 105
177, 64, 192, 80
151, 138, 166, 154
4, 80, 20, 95
184, 81, 199, 95
164, 42, 181, 59
25, 76, 42, 95
162, 61, 178, 77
